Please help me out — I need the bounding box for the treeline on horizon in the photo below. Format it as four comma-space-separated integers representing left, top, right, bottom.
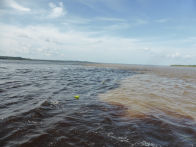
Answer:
0, 56, 30, 60
0, 56, 94, 64
1, 56, 195, 66
171, 65, 196, 67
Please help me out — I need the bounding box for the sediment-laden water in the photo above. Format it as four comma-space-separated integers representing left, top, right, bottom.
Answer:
0, 60, 196, 147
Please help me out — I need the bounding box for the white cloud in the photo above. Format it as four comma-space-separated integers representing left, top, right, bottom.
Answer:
167, 52, 181, 58
0, 22, 195, 65
62, 16, 91, 25
0, 23, 143, 62
143, 47, 151, 51
167, 52, 193, 59
49, 2, 65, 18
135, 19, 148, 25
6, 0, 31, 12
155, 18, 170, 23
95, 17, 125, 22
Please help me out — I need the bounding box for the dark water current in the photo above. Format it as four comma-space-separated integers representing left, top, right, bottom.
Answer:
0, 60, 195, 147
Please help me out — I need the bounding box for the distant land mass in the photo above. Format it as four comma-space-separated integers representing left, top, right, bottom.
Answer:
171, 65, 196, 67
0, 56, 95, 64
0, 56, 31, 60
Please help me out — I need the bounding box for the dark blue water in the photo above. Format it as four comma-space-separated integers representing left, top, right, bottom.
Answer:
0, 60, 136, 147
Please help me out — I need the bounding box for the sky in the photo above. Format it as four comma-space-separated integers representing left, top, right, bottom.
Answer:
0, 0, 196, 65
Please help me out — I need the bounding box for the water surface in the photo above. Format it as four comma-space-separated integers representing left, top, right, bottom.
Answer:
0, 60, 196, 147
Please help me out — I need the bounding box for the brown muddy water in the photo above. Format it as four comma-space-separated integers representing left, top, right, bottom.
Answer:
0, 60, 196, 147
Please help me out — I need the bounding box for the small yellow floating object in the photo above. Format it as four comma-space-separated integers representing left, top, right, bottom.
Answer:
74, 95, 80, 99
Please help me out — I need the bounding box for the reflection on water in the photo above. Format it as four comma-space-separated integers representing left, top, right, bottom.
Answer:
0, 60, 196, 147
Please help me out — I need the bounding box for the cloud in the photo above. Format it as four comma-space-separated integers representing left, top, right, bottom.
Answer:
167, 52, 181, 58
62, 17, 91, 25
155, 18, 170, 23
1, 22, 195, 65
48, 2, 65, 18
95, 17, 125, 22
135, 19, 148, 25
167, 52, 193, 59
6, 0, 31, 12
0, 23, 143, 62
143, 47, 151, 51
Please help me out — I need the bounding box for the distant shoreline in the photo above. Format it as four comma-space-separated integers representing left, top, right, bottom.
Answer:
0, 56, 95, 64
0, 56, 31, 60
171, 65, 196, 67
1, 56, 195, 67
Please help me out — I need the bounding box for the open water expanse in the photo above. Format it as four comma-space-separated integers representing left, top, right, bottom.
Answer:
0, 60, 196, 147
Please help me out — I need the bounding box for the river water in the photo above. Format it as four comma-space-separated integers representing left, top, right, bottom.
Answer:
0, 60, 196, 147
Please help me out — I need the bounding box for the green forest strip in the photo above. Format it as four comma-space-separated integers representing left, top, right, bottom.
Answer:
0, 56, 31, 60
171, 65, 196, 67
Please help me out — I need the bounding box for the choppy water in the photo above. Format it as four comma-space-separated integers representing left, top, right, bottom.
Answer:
0, 60, 196, 147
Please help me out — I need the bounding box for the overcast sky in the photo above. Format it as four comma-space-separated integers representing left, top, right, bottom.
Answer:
0, 0, 196, 65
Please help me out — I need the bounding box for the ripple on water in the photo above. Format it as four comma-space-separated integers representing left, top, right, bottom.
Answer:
99, 73, 196, 147
0, 61, 196, 147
